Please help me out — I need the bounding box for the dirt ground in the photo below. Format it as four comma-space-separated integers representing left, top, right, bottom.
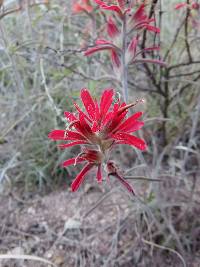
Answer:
0, 181, 200, 267
0, 185, 135, 267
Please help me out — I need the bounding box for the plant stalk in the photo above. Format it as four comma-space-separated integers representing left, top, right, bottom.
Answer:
121, 14, 128, 102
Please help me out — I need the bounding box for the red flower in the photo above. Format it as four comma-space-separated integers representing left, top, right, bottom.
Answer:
48, 88, 146, 193
72, 0, 93, 13
94, 0, 160, 33
83, 2, 162, 69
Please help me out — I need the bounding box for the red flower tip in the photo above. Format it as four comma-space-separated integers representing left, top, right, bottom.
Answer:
106, 161, 135, 195
191, 2, 200, 9
111, 49, 121, 68
145, 25, 160, 33
107, 16, 120, 38
94, 0, 124, 18
133, 4, 146, 22
175, 3, 188, 9
72, 0, 93, 13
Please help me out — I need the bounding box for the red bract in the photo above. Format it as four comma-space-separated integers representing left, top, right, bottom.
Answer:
175, 1, 199, 10
94, 0, 127, 19
107, 161, 135, 195
84, 36, 165, 68
130, 4, 160, 33
84, 38, 121, 69
107, 16, 120, 38
48, 88, 147, 193
72, 0, 93, 13
175, 2, 188, 9
84, 17, 121, 69
126, 36, 165, 66
62, 148, 103, 191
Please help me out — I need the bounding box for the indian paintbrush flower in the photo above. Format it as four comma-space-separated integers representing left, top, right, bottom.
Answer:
84, 1, 164, 75
48, 88, 146, 194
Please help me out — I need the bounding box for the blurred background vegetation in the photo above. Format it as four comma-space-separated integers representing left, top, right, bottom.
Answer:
0, 0, 200, 266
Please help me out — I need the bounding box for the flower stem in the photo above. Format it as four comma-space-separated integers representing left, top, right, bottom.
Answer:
122, 13, 128, 102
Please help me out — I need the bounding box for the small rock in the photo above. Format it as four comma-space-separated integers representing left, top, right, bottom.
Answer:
27, 207, 36, 215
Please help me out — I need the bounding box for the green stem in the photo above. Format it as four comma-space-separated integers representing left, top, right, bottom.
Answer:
122, 14, 128, 102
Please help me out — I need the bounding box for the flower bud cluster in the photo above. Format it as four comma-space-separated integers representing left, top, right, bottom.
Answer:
84, 0, 165, 72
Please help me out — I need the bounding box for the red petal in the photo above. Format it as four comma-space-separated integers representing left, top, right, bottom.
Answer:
102, 110, 115, 127
59, 140, 89, 149
48, 129, 86, 141
84, 45, 114, 56
81, 88, 96, 120
48, 130, 65, 140
175, 3, 187, 9
133, 58, 167, 67
94, 100, 100, 121
133, 4, 147, 22
100, 89, 114, 117
113, 112, 143, 133
145, 25, 160, 33
66, 130, 87, 140
127, 36, 139, 62
74, 102, 91, 122
121, 121, 144, 133
72, 3, 83, 13
62, 157, 86, 167
72, 114, 95, 142
102, 5, 123, 17
114, 173, 135, 195
111, 49, 121, 68
64, 111, 77, 122
107, 16, 120, 38
117, 0, 125, 10
128, 36, 139, 55
191, 3, 200, 9
71, 163, 93, 191
113, 133, 147, 150
97, 165, 102, 183
104, 103, 128, 132
91, 121, 100, 132
94, 0, 123, 17
72, 0, 93, 13
95, 39, 112, 45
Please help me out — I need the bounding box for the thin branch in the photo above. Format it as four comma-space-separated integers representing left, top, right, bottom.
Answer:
169, 69, 200, 78
168, 60, 200, 71
184, 0, 193, 62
